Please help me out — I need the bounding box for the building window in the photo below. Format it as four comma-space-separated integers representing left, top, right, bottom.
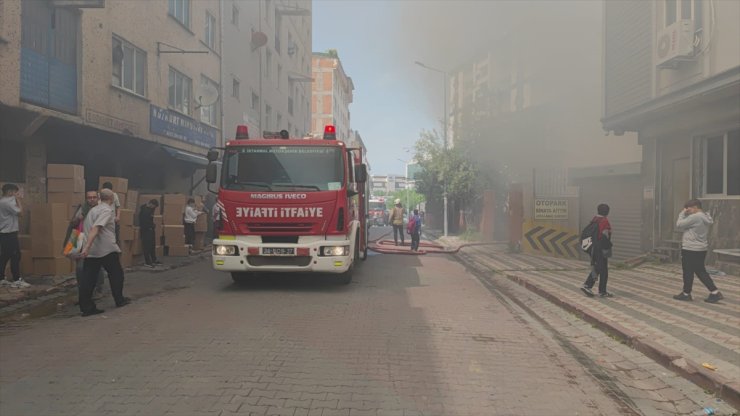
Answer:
232, 4, 239, 26
205, 11, 216, 50
168, 67, 192, 115
704, 129, 740, 196
232, 78, 240, 100
251, 92, 259, 110
168, 0, 190, 27
265, 104, 272, 130
665, 0, 701, 27
112, 36, 146, 96
200, 75, 219, 126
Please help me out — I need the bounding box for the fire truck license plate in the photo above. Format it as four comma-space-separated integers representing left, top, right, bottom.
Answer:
262, 247, 295, 256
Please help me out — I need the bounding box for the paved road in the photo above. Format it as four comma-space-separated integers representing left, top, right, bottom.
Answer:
0, 228, 722, 415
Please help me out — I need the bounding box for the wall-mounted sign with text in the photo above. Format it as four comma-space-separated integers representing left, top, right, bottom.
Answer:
534, 199, 569, 220
150, 105, 217, 148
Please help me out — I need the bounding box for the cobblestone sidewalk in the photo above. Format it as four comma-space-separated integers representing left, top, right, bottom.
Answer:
433, 234, 740, 410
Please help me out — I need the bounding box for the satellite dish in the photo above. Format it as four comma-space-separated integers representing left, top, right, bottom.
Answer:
195, 83, 219, 108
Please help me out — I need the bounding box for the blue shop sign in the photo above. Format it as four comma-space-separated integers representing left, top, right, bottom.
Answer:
150, 105, 217, 148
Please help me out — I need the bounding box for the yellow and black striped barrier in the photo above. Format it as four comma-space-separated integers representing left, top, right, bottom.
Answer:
522, 221, 580, 259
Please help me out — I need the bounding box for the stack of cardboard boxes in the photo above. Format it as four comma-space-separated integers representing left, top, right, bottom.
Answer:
47, 164, 85, 220
163, 194, 188, 256
31, 202, 74, 276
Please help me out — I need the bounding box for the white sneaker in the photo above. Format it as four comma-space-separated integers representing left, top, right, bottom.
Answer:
11, 278, 31, 288
0, 279, 12, 287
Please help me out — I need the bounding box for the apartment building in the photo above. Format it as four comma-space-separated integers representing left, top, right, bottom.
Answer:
0, 0, 222, 201
603, 0, 740, 262
221, 0, 312, 140
311, 50, 353, 140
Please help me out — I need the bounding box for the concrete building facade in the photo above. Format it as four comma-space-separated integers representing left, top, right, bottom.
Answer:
0, 0, 222, 201
221, 0, 312, 140
603, 0, 740, 267
311, 50, 353, 140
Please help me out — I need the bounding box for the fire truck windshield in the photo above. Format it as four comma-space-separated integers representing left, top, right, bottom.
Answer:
369, 201, 385, 211
222, 145, 344, 192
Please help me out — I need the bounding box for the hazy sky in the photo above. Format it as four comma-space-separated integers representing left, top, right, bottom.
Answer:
312, 0, 538, 176
313, 0, 432, 176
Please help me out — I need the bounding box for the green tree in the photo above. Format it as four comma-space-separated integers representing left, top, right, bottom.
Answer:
388, 189, 425, 211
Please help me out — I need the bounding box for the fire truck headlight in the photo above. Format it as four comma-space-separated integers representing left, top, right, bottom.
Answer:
320, 246, 349, 256
214, 245, 238, 256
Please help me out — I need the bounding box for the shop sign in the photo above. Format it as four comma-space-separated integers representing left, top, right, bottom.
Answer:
86, 109, 138, 135
150, 105, 217, 148
534, 199, 568, 220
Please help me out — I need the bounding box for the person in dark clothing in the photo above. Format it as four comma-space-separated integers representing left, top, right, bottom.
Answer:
409, 209, 422, 251
581, 203, 614, 298
139, 199, 161, 268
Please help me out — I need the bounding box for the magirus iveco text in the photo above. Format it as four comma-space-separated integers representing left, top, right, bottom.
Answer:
205, 125, 369, 284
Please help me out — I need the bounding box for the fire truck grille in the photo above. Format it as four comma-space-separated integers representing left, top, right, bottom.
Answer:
247, 256, 312, 267
247, 222, 314, 233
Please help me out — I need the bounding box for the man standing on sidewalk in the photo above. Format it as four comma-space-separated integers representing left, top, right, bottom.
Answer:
580, 203, 613, 298
673, 199, 723, 303
183, 198, 203, 250
138, 199, 161, 268
409, 209, 422, 251
78, 189, 130, 317
389, 199, 405, 246
0, 184, 30, 288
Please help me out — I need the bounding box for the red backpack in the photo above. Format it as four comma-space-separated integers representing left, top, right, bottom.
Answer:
406, 215, 416, 234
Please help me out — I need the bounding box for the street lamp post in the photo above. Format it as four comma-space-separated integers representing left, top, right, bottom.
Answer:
415, 61, 448, 236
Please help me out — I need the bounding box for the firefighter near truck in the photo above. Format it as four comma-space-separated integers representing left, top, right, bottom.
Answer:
205, 125, 369, 284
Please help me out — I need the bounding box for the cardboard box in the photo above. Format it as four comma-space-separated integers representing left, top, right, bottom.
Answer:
163, 204, 183, 225
47, 164, 84, 179
126, 190, 139, 210
20, 250, 33, 276
115, 192, 127, 208
32, 238, 66, 258
119, 209, 134, 227
163, 225, 185, 245
155, 246, 164, 258
19, 235, 32, 250
99, 176, 128, 193
119, 241, 133, 268
33, 257, 73, 276
167, 244, 190, 257
153, 215, 163, 227
47, 192, 83, 219
119, 225, 134, 241
164, 193, 189, 207
47, 178, 85, 193
194, 214, 208, 232
137, 194, 162, 216
30, 203, 70, 241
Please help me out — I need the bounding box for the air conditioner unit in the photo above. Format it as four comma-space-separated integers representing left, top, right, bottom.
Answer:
656, 19, 695, 68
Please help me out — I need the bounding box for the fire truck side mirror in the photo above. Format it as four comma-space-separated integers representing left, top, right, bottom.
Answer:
355, 164, 368, 183
206, 163, 218, 184
207, 149, 219, 162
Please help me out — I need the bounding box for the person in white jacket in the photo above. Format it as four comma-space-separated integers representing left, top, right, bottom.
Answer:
183, 198, 203, 249
673, 199, 723, 303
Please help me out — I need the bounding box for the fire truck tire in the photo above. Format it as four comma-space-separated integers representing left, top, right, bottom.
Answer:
231, 272, 252, 284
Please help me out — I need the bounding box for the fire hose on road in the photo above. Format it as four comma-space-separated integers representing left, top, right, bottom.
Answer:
367, 230, 499, 255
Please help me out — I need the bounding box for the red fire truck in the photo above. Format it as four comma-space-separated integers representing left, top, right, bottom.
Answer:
368, 197, 388, 226
205, 125, 369, 284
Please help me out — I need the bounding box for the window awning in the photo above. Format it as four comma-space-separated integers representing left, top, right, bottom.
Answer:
161, 146, 209, 167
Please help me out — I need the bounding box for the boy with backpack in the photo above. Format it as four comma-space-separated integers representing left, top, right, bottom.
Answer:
580, 203, 613, 298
